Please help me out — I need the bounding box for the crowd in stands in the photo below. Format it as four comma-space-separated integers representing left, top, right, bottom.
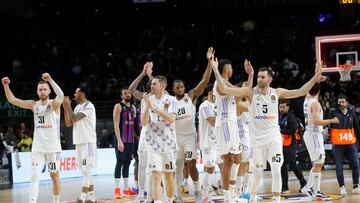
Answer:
1, 2, 359, 170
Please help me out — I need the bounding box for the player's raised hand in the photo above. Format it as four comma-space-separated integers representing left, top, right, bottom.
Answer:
41, 73, 53, 82
145, 62, 153, 76
210, 57, 219, 71
206, 47, 215, 60
244, 59, 254, 75
315, 62, 326, 82
1, 77, 10, 86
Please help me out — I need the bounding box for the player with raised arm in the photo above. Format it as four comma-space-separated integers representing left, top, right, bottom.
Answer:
128, 62, 154, 202
63, 86, 97, 203
172, 47, 213, 202
2, 73, 64, 203
235, 61, 254, 201
210, 52, 325, 203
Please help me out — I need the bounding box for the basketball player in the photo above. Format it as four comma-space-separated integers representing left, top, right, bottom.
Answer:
142, 75, 178, 203
235, 69, 254, 201
300, 83, 339, 200
2, 73, 64, 203
129, 62, 154, 202
236, 95, 252, 201
63, 86, 97, 203
113, 87, 138, 197
172, 47, 213, 202
198, 84, 218, 203
212, 58, 254, 202
210, 54, 325, 203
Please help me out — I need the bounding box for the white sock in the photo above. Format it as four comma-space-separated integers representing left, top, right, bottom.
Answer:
135, 181, 138, 189
52, 195, 60, 203
115, 178, 121, 188
313, 172, 321, 193
193, 181, 200, 191
224, 189, 231, 201
154, 200, 162, 203
168, 196, 174, 202
88, 191, 95, 201
274, 195, 281, 203
231, 164, 240, 183
29, 183, 39, 202
237, 176, 244, 196
183, 177, 189, 186
80, 192, 87, 201
230, 184, 237, 198
124, 178, 129, 189
306, 169, 314, 189
203, 172, 212, 198
250, 169, 263, 194
243, 172, 251, 193
146, 173, 153, 202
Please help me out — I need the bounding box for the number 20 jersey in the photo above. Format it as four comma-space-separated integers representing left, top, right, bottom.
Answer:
32, 100, 61, 152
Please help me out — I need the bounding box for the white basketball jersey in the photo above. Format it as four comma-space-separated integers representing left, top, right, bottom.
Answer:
73, 101, 97, 144
144, 94, 178, 153
237, 112, 250, 147
213, 81, 237, 125
32, 100, 61, 152
175, 94, 196, 135
249, 87, 281, 146
198, 100, 217, 149
303, 98, 323, 133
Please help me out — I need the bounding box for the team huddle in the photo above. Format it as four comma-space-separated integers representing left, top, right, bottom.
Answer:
1, 47, 346, 203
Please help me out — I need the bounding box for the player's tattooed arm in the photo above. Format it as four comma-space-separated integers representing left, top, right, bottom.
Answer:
63, 96, 86, 122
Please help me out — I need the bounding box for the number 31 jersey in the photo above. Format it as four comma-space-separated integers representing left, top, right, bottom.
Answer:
249, 87, 280, 147
32, 100, 61, 152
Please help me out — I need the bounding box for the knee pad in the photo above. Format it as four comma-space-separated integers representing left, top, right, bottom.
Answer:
31, 163, 42, 183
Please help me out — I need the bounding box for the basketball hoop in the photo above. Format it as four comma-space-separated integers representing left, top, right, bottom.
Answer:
338, 64, 352, 81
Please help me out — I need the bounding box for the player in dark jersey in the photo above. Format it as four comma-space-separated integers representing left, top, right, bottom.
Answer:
113, 87, 138, 198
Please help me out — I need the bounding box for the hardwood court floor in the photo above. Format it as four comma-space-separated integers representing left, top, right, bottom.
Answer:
0, 170, 359, 202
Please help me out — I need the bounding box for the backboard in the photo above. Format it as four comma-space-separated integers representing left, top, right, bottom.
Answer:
315, 34, 360, 73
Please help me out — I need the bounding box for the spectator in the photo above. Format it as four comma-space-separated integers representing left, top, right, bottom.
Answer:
4, 127, 18, 147
19, 122, 32, 138
16, 131, 32, 152
60, 132, 68, 150
98, 129, 113, 148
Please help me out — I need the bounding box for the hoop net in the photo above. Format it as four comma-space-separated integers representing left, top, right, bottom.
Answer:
338, 64, 352, 81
